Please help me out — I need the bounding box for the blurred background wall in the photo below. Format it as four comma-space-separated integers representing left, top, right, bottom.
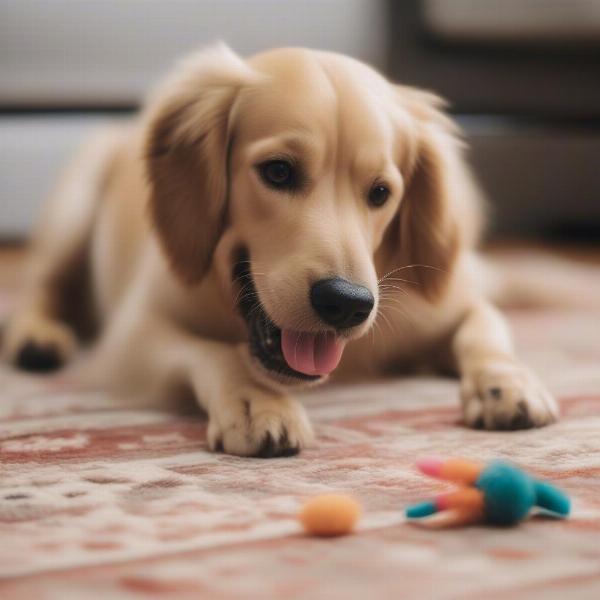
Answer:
1, 0, 599, 240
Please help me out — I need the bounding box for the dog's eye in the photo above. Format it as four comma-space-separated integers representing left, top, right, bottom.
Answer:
368, 183, 391, 208
259, 160, 296, 190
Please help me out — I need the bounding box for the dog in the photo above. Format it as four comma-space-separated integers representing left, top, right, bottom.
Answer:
2, 45, 558, 457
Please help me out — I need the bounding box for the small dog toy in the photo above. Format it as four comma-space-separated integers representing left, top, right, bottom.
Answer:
299, 494, 362, 537
406, 458, 570, 527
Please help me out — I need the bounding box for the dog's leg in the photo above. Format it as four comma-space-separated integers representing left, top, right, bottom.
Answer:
2, 129, 118, 372
96, 315, 314, 457
452, 302, 558, 430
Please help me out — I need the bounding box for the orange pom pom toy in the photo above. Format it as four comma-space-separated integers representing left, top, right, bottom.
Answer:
299, 494, 362, 537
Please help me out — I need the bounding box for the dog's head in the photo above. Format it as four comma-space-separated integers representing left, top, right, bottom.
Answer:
144, 45, 477, 385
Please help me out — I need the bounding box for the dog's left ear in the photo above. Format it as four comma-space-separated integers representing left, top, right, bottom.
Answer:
144, 44, 258, 284
386, 87, 482, 301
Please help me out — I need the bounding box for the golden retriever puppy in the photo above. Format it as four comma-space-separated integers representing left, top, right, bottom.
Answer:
2, 45, 558, 456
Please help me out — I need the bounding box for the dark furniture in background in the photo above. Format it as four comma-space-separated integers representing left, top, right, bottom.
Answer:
388, 0, 600, 239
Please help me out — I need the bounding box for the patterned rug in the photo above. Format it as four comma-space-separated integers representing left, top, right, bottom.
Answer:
1, 275, 600, 598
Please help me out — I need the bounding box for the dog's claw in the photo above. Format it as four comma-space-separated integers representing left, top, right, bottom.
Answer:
256, 429, 299, 458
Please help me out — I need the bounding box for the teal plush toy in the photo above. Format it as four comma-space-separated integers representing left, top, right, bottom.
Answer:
406, 458, 571, 527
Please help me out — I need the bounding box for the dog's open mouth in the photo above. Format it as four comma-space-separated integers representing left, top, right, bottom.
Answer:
233, 254, 345, 382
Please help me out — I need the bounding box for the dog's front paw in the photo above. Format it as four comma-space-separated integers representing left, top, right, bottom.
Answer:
207, 387, 314, 457
461, 360, 559, 431
2, 313, 76, 372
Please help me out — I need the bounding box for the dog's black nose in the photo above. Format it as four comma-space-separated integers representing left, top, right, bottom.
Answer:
310, 277, 374, 329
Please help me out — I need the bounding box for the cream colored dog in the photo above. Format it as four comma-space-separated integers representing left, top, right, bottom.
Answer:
2, 45, 558, 456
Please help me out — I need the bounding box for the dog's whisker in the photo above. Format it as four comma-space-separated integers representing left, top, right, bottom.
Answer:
378, 296, 409, 310
231, 272, 266, 293
246, 301, 266, 320
369, 320, 376, 346
398, 264, 445, 273
233, 287, 261, 307
370, 316, 383, 345
378, 284, 410, 298
234, 259, 266, 270
378, 266, 409, 284
378, 309, 413, 333
378, 301, 417, 330
378, 292, 412, 311
378, 264, 445, 285
377, 309, 396, 335
232, 288, 249, 308
380, 277, 420, 286
231, 280, 254, 300
378, 294, 409, 306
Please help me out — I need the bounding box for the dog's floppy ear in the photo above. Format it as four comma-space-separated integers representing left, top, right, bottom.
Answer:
389, 87, 481, 301
144, 44, 257, 284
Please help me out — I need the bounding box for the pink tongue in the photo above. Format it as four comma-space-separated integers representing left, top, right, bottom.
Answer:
281, 330, 345, 376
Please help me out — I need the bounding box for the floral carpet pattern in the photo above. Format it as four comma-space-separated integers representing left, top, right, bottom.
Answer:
1, 288, 600, 598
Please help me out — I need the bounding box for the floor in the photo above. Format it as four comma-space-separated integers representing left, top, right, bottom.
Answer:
1, 245, 600, 599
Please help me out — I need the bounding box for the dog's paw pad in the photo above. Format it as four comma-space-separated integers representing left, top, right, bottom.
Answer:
16, 340, 64, 373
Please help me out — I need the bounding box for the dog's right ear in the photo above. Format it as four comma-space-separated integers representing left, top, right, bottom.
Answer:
144, 44, 257, 284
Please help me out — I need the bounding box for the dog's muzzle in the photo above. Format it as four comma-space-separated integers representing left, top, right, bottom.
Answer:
232, 255, 323, 382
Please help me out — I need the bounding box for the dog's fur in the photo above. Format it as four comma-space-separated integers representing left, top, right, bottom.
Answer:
2, 45, 558, 456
